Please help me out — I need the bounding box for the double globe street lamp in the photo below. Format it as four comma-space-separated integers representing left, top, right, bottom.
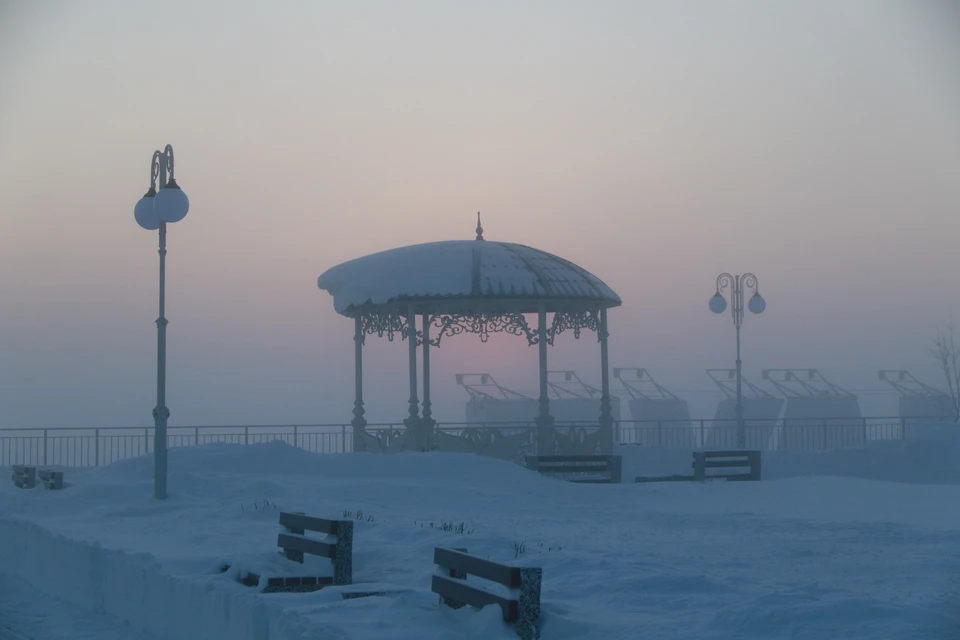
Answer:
709, 273, 766, 449
134, 144, 190, 500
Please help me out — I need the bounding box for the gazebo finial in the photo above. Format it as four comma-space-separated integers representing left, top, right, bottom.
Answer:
475, 211, 484, 241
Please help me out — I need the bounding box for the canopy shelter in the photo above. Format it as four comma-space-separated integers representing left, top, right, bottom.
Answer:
706, 368, 784, 449
761, 368, 863, 450
316, 215, 622, 457
878, 370, 955, 423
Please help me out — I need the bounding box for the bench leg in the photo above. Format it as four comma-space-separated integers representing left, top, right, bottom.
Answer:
692, 453, 706, 482
333, 520, 353, 585
517, 567, 542, 640
750, 451, 762, 481
607, 456, 622, 484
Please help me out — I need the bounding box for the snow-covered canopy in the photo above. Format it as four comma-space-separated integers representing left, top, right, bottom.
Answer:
317, 240, 621, 316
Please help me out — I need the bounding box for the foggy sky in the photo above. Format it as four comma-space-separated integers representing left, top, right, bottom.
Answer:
1, 0, 959, 428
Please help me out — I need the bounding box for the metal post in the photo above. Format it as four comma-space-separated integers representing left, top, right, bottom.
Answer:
597, 308, 613, 454
713, 273, 762, 451
95, 428, 99, 466
535, 307, 554, 454
421, 313, 434, 451
43, 429, 48, 466
422, 314, 434, 423
153, 154, 170, 500
404, 307, 421, 448
351, 315, 367, 452
244, 426, 249, 446
735, 322, 744, 449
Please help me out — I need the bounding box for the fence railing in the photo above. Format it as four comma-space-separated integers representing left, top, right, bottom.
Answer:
0, 417, 952, 468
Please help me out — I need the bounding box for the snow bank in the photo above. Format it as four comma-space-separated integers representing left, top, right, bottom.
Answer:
2, 439, 959, 639
0, 517, 319, 640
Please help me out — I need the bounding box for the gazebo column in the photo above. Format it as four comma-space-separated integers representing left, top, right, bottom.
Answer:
421, 313, 434, 429
404, 307, 425, 450
351, 315, 366, 452
598, 308, 614, 455
535, 306, 555, 454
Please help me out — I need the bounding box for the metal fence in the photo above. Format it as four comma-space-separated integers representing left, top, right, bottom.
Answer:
0, 417, 951, 468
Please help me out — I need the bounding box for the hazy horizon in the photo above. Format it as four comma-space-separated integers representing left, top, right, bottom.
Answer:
2, 0, 959, 428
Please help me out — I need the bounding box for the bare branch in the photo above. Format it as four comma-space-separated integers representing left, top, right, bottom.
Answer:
930, 324, 960, 421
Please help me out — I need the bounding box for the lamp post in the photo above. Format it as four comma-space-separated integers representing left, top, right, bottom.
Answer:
134, 144, 190, 500
709, 273, 765, 449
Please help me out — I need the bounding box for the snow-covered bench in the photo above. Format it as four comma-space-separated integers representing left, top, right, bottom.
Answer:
37, 469, 64, 490
525, 455, 622, 484
238, 511, 354, 593
431, 547, 542, 640
11, 465, 36, 489
635, 449, 761, 483
692, 450, 761, 481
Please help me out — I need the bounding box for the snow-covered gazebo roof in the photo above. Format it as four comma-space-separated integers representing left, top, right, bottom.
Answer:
318, 238, 621, 316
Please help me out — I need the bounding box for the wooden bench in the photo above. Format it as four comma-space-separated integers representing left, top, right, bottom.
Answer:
38, 469, 64, 490
525, 455, 622, 484
635, 450, 761, 483
431, 547, 542, 640
692, 450, 761, 481
239, 511, 353, 593
11, 465, 36, 489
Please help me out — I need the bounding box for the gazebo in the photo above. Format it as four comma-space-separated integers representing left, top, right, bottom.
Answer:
317, 215, 622, 458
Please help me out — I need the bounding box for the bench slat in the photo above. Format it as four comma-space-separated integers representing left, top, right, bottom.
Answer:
277, 533, 336, 559
537, 464, 609, 474
532, 456, 609, 463
692, 459, 754, 469
279, 512, 338, 535
635, 475, 695, 483
700, 450, 759, 458
433, 547, 521, 588
431, 574, 518, 621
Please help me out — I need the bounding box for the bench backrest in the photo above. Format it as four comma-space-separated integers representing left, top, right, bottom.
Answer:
692, 450, 761, 481
11, 465, 37, 489
525, 455, 622, 484
277, 512, 353, 585
431, 547, 541, 640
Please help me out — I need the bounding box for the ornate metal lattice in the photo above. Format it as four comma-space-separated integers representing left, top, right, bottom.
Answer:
425, 313, 538, 346
546, 310, 600, 344
359, 312, 407, 345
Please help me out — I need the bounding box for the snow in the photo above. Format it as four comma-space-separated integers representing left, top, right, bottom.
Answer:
0, 572, 162, 640
317, 240, 620, 314
2, 429, 960, 639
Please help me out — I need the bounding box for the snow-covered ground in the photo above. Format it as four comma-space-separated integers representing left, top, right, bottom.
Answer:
0, 571, 163, 640
2, 425, 960, 639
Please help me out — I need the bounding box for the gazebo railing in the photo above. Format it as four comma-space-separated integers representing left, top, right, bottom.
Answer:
0, 417, 950, 468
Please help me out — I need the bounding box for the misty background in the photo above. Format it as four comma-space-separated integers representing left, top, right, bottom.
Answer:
1, 0, 958, 428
